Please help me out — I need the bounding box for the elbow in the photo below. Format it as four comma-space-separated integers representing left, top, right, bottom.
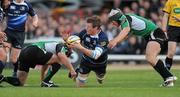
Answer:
93, 55, 100, 60
91, 47, 103, 60
163, 13, 169, 20
125, 27, 130, 32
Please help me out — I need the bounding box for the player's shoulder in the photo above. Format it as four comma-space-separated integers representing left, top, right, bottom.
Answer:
80, 29, 87, 34
78, 29, 87, 37
98, 30, 108, 40
24, 0, 33, 7
24, 0, 31, 5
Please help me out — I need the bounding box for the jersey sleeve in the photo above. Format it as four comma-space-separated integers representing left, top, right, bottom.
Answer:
119, 15, 130, 29
56, 43, 72, 57
163, 0, 171, 14
26, 1, 36, 16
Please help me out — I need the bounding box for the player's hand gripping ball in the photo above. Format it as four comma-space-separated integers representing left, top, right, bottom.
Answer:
66, 35, 81, 44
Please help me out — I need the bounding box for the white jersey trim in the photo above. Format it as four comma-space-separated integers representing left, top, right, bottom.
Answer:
130, 16, 146, 31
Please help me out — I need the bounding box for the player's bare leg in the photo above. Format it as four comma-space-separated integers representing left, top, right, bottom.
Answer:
17, 70, 28, 86
146, 41, 177, 87
0, 47, 7, 74
76, 73, 89, 87
145, 41, 160, 66
11, 47, 21, 77
165, 42, 177, 70
41, 64, 49, 81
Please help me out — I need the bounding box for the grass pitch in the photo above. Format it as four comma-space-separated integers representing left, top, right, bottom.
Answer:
0, 65, 180, 97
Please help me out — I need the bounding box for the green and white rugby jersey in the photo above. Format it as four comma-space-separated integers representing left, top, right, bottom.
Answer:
32, 41, 67, 54
118, 14, 158, 37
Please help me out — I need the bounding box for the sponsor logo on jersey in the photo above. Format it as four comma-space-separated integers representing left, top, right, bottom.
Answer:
10, 5, 16, 10
20, 6, 25, 11
174, 8, 180, 14
100, 41, 107, 47
93, 40, 96, 45
85, 37, 90, 42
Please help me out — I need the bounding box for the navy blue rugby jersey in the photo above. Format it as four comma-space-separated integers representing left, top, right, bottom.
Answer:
0, 7, 4, 22
78, 29, 109, 64
4, 0, 36, 31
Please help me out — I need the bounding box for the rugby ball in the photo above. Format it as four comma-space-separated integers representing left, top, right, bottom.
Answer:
66, 35, 81, 44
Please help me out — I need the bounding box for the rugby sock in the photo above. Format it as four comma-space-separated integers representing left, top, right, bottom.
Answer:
13, 62, 18, 76
0, 61, 4, 74
3, 77, 21, 86
153, 60, 173, 80
165, 57, 173, 70
43, 64, 61, 82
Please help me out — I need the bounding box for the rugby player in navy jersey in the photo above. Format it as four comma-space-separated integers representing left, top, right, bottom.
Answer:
2, 0, 38, 77
69, 16, 109, 87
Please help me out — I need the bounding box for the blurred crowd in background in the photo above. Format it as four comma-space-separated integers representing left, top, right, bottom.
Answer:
1, 0, 180, 55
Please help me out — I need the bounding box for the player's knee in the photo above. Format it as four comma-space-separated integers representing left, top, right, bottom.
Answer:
17, 71, 28, 86
146, 55, 156, 65
76, 73, 88, 87
96, 73, 105, 80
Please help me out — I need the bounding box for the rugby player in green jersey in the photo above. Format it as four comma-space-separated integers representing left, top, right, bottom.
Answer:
0, 41, 76, 86
108, 8, 177, 87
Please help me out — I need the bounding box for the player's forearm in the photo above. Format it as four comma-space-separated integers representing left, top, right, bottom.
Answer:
162, 13, 169, 32
115, 27, 130, 43
78, 46, 93, 58
57, 53, 74, 72
32, 15, 38, 27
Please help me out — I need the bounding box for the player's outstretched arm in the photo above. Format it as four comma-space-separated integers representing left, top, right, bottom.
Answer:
69, 43, 103, 60
108, 26, 130, 49
57, 53, 77, 79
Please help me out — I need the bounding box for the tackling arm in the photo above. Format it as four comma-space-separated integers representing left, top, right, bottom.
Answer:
108, 26, 130, 49
57, 53, 76, 78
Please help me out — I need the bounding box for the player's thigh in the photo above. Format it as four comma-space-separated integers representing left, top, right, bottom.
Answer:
8, 30, 25, 49
46, 54, 57, 65
145, 41, 161, 65
79, 61, 91, 74
0, 47, 7, 61
76, 64, 91, 81
93, 65, 107, 77
146, 41, 161, 55
41, 64, 49, 81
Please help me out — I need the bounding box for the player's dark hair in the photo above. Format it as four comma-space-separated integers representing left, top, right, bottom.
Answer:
86, 16, 101, 29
